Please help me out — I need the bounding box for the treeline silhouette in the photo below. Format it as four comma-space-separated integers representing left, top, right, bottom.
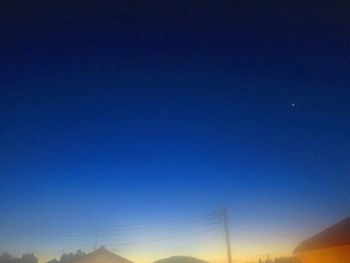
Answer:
46, 250, 86, 263
0, 253, 38, 263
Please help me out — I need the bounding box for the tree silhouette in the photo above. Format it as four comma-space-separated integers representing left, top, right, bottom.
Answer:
0, 253, 38, 263
51, 250, 86, 263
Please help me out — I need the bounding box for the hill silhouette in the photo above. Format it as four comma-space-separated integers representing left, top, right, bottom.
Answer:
153, 256, 208, 263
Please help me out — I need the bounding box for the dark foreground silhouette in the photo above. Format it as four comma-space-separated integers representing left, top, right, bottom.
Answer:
153, 256, 208, 263
0, 253, 38, 263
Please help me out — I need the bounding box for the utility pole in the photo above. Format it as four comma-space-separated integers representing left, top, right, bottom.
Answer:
223, 207, 232, 263
93, 230, 99, 250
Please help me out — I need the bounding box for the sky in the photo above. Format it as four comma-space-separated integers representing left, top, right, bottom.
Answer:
1, 1, 350, 262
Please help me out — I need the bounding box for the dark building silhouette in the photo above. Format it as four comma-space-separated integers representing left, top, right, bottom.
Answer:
294, 217, 350, 263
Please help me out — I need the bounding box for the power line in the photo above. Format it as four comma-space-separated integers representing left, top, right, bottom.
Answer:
0, 212, 219, 231
105, 229, 217, 247
0, 220, 219, 236
4, 224, 220, 238
0, 212, 221, 237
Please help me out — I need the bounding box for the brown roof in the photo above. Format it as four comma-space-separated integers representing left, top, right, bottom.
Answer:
73, 247, 133, 263
294, 217, 350, 253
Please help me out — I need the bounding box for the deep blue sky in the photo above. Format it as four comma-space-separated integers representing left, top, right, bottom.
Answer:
1, 0, 350, 261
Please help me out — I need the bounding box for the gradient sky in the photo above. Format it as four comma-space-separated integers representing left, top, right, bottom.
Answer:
1, 1, 350, 262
